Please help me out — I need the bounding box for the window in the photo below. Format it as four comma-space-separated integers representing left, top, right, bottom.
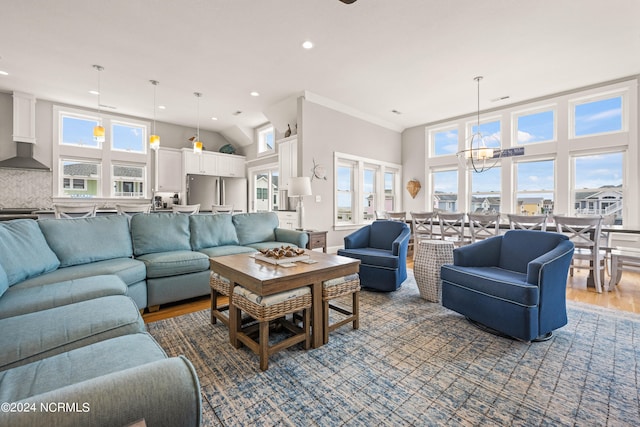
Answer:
471, 167, 501, 213
431, 127, 458, 156
55, 106, 150, 199
61, 115, 101, 148
112, 165, 145, 197
573, 152, 623, 222
111, 122, 146, 153
469, 119, 501, 152
515, 109, 555, 144
61, 159, 100, 197
334, 153, 401, 227
257, 125, 275, 156
573, 95, 623, 137
515, 159, 554, 215
432, 169, 458, 212
336, 162, 355, 224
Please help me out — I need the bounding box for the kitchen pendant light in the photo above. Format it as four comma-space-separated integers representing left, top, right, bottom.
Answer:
456, 76, 502, 173
149, 80, 160, 150
193, 92, 203, 154
92, 65, 105, 143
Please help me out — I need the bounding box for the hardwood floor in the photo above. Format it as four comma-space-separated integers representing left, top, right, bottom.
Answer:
142, 259, 640, 323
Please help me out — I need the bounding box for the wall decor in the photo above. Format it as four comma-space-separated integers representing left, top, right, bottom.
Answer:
406, 179, 421, 199
311, 158, 327, 181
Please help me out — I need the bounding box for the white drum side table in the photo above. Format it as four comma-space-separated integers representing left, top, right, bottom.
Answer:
414, 240, 454, 302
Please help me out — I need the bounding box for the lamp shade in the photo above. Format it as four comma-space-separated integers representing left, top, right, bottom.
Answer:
289, 176, 312, 197
93, 125, 105, 143
149, 134, 160, 150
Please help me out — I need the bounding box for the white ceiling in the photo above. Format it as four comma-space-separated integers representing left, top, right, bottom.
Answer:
1, 0, 639, 140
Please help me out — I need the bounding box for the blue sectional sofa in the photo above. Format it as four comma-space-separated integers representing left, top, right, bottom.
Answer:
0, 211, 307, 426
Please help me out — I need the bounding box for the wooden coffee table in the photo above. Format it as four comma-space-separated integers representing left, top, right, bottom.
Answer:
209, 251, 360, 349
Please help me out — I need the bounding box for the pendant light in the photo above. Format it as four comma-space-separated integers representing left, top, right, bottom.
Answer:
149, 80, 160, 150
456, 76, 502, 173
92, 65, 105, 143
193, 92, 203, 154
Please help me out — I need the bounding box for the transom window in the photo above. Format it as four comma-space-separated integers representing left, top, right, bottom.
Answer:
111, 122, 146, 153
257, 125, 275, 156
61, 115, 101, 148
573, 95, 623, 137
431, 127, 458, 156
515, 109, 555, 145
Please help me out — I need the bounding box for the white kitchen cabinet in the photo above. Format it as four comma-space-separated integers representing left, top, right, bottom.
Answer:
276, 210, 299, 230
278, 136, 298, 191
182, 149, 218, 175
156, 148, 183, 192
216, 153, 246, 177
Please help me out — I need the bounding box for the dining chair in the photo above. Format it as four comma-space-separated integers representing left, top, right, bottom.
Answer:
468, 212, 501, 243
171, 204, 200, 215
212, 204, 233, 214
410, 211, 437, 245
553, 215, 605, 293
387, 211, 406, 222
438, 212, 470, 246
115, 203, 151, 216
608, 232, 640, 290
53, 204, 97, 219
374, 210, 389, 220
507, 213, 548, 231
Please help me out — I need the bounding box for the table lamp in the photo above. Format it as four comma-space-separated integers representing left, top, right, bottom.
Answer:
289, 177, 312, 230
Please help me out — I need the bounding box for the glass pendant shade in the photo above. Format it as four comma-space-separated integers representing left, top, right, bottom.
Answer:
93, 124, 105, 143
149, 134, 160, 150
193, 140, 203, 154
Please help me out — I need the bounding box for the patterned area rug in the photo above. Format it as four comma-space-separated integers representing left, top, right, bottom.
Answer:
147, 272, 640, 426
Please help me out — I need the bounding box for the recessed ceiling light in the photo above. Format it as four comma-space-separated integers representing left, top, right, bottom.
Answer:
302, 41, 314, 49
89, 90, 99, 95
250, 91, 260, 97
211, 117, 218, 121
0, 70, 8, 76
158, 105, 166, 110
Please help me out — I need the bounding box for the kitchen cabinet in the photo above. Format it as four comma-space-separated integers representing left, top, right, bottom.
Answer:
156, 148, 183, 192
278, 136, 298, 191
276, 210, 299, 230
182, 149, 218, 175
216, 153, 246, 178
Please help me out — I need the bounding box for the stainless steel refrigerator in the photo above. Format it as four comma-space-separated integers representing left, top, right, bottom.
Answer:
186, 174, 248, 212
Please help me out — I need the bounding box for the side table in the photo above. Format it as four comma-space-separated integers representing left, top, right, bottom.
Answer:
306, 230, 328, 253
414, 240, 454, 302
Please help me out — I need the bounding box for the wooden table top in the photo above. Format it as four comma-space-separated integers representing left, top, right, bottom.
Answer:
209, 251, 360, 296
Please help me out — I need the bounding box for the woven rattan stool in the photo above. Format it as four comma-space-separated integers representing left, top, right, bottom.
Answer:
322, 273, 361, 344
210, 272, 231, 326
232, 285, 312, 371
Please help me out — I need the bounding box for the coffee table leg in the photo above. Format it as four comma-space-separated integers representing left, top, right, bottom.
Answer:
228, 282, 241, 348
311, 281, 322, 348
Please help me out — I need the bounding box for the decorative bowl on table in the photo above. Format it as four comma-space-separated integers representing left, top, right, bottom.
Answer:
254, 246, 309, 264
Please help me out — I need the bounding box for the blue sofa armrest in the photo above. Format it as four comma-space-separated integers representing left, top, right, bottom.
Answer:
0, 356, 202, 427
452, 235, 503, 267
391, 226, 412, 256
274, 228, 309, 248
344, 226, 371, 249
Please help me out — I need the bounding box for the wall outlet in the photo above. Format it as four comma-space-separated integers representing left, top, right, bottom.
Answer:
315, 195, 321, 203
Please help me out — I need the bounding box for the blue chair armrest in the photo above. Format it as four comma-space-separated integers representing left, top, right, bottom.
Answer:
391, 226, 411, 256
344, 226, 371, 249
453, 235, 503, 267
526, 240, 575, 285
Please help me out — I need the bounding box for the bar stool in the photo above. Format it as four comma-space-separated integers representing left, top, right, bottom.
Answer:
232, 285, 311, 371
322, 273, 360, 344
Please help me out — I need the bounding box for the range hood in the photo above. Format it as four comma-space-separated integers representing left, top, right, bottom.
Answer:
0, 92, 50, 171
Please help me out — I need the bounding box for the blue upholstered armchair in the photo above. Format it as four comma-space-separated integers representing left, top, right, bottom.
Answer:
441, 230, 574, 342
337, 220, 410, 292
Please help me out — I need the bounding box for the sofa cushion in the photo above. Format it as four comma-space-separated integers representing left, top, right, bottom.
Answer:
0, 275, 128, 319
131, 213, 191, 256
38, 215, 133, 267
136, 250, 210, 278
0, 219, 60, 286
0, 295, 145, 371
14, 258, 146, 288
337, 248, 399, 269
0, 333, 167, 403
232, 212, 278, 245
0, 264, 7, 298
441, 265, 539, 307
198, 245, 256, 258
189, 214, 239, 250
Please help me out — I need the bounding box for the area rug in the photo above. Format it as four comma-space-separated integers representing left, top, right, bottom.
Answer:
147, 272, 640, 426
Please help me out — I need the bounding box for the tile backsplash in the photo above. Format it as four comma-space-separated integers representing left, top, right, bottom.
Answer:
0, 169, 53, 209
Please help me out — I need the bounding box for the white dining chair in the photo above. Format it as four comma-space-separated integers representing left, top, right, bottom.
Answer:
53, 204, 97, 219
212, 204, 233, 214
116, 203, 151, 216
507, 213, 548, 231
172, 204, 200, 215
